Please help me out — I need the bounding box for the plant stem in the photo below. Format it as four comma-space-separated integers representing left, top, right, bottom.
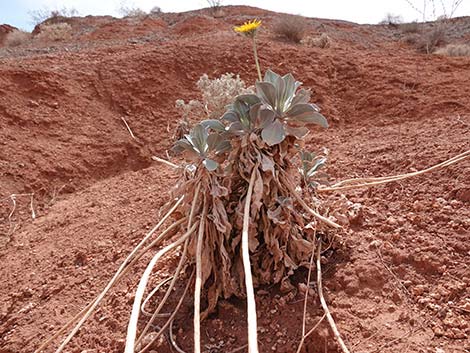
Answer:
252, 37, 262, 82
242, 166, 260, 353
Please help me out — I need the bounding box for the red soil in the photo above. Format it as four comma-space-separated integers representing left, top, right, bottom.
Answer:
0, 6, 469, 353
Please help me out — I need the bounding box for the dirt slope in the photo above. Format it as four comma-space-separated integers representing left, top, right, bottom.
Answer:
1, 6, 469, 353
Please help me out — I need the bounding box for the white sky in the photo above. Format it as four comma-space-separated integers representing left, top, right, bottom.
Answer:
1, 0, 470, 30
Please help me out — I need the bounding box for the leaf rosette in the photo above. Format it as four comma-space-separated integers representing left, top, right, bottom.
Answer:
172, 122, 231, 171
222, 70, 328, 146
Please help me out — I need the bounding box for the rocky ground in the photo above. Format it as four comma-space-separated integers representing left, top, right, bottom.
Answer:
0, 6, 469, 353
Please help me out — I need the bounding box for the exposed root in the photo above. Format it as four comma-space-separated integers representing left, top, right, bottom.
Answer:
1, 193, 36, 238
319, 150, 470, 192
138, 270, 195, 353
242, 166, 260, 353
45, 199, 184, 353
296, 314, 326, 353
141, 277, 173, 317
122, 116, 137, 140
152, 155, 180, 169
137, 184, 200, 345
316, 240, 350, 353
169, 319, 187, 353
300, 223, 317, 338
194, 195, 208, 353
125, 222, 198, 353
283, 177, 341, 229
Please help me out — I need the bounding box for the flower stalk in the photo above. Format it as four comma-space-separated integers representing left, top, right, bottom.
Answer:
252, 37, 262, 82
234, 19, 263, 81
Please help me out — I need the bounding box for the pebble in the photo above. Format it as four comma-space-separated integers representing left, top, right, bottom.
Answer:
369, 239, 383, 249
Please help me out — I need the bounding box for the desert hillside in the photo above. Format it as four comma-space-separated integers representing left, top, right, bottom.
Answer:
0, 6, 469, 353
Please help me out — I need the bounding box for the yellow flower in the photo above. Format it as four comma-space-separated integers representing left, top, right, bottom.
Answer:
234, 19, 262, 37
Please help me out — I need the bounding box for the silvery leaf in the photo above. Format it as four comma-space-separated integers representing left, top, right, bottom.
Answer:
256, 81, 277, 108
203, 158, 219, 171
261, 120, 286, 146
201, 119, 226, 132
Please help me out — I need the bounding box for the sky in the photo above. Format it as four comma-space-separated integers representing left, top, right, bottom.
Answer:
1, 0, 469, 31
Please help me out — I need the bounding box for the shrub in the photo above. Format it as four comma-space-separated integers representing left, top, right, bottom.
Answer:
207, 0, 223, 16
29, 7, 78, 25
118, 2, 147, 18
400, 21, 420, 33
416, 25, 447, 53
150, 6, 162, 15
380, 13, 403, 25
273, 15, 308, 43
173, 73, 252, 141
35, 23, 72, 43
302, 33, 332, 48
197, 73, 253, 117
435, 44, 470, 56
4, 30, 32, 47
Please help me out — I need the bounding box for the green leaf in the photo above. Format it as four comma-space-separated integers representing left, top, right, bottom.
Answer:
256, 82, 277, 108
257, 108, 275, 129
207, 133, 222, 151
203, 158, 218, 171
215, 140, 231, 154
248, 102, 262, 130
201, 119, 226, 132
273, 76, 287, 113
222, 110, 239, 123
261, 120, 286, 146
227, 121, 244, 134
173, 139, 199, 157
263, 69, 280, 84
237, 94, 261, 106
307, 157, 327, 177
191, 124, 208, 155
286, 104, 329, 128
291, 88, 310, 106
279, 73, 297, 111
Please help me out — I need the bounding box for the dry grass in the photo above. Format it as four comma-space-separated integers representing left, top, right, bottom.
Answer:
35, 23, 72, 43
273, 15, 308, 43
302, 33, 332, 49
4, 30, 32, 47
416, 26, 447, 53
435, 44, 470, 57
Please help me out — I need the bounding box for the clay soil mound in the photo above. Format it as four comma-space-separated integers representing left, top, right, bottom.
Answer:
0, 6, 469, 353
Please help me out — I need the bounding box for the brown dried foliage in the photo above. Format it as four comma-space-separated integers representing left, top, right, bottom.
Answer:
173, 134, 335, 316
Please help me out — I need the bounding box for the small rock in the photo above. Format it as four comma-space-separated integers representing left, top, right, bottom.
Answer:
369, 239, 383, 249
386, 216, 398, 226
433, 326, 444, 336
412, 284, 427, 297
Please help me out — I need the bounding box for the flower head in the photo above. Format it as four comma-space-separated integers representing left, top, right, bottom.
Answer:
234, 19, 262, 37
